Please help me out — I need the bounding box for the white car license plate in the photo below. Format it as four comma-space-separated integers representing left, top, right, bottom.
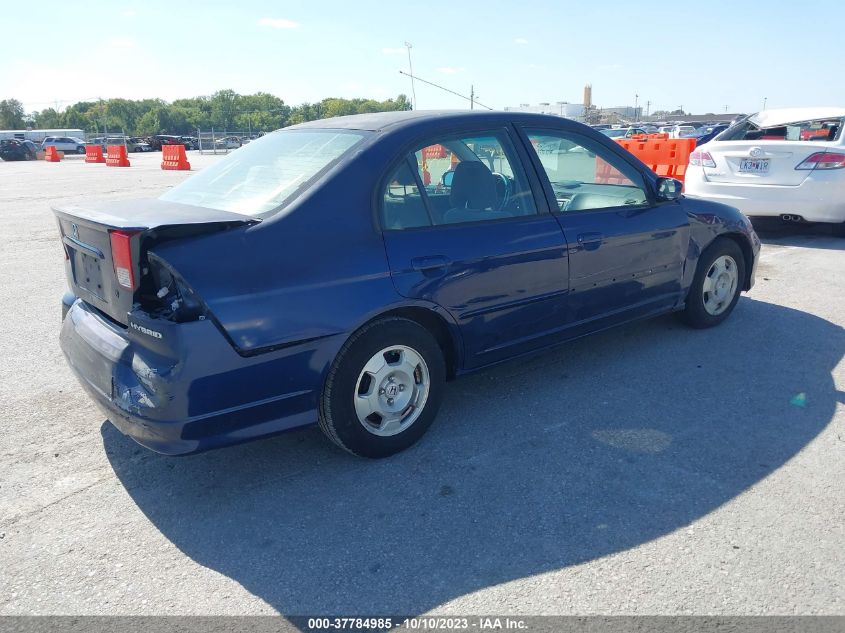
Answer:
739, 158, 770, 173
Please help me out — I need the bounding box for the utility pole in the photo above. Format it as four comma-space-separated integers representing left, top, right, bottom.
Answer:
470, 85, 474, 110
404, 42, 417, 110
634, 94, 639, 121
398, 70, 493, 110
763, 97, 767, 110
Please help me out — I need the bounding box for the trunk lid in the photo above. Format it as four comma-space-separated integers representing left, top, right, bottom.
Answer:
701, 140, 821, 186
55, 198, 257, 325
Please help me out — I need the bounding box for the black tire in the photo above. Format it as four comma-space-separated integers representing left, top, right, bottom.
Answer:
77, 146, 86, 154
319, 317, 446, 458
679, 237, 746, 329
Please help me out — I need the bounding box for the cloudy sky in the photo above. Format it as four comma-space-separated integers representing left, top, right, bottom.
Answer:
3, 0, 843, 115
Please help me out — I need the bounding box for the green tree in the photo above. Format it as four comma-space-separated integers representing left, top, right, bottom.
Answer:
209, 89, 240, 130
136, 110, 161, 136
3, 91, 414, 135
32, 108, 62, 129
0, 99, 26, 129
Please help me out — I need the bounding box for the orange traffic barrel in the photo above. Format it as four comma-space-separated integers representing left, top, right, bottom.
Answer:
85, 145, 106, 164
106, 145, 131, 167
44, 146, 61, 162
161, 144, 191, 170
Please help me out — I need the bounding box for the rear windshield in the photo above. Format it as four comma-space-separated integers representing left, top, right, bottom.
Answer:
160, 129, 367, 216
720, 117, 843, 142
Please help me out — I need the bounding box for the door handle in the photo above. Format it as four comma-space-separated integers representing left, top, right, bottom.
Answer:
411, 255, 451, 271
577, 232, 603, 250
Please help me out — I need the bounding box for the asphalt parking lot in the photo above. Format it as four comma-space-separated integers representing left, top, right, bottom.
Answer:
0, 153, 843, 617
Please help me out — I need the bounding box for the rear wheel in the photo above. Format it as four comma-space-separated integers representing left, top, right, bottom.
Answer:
77, 146, 86, 154
319, 317, 445, 458
679, 238, 745, 328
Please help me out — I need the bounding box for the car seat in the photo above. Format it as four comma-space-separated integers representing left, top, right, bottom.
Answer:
442, 161, 511, 224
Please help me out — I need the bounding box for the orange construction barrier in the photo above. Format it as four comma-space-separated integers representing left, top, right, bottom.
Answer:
422, 144, 447, 160
44, 146, 61, 162
630, 132, 669, 141
85, 145, 106, 163
106, 145, 131, 167
161, 144, 191, 170
595, 158, 631, 185
615, 137, 697, 183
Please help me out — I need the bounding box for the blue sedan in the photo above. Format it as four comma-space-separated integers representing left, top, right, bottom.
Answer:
56, 111, 760, 457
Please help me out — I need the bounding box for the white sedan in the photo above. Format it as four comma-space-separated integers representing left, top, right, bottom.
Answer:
685, 107, 845, 235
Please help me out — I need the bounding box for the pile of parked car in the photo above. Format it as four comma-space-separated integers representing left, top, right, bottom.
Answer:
0, 138, 39, 161
595, 123, 723, 140
0, 131, 271, 160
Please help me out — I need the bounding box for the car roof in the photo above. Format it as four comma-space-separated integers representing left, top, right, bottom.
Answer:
285, 109, 576, 133
750, 107, 845, 128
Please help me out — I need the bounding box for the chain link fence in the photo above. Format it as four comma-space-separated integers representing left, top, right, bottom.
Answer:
197, 129, 259, 154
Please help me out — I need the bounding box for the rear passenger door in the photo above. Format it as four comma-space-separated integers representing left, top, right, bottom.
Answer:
380, 127, 570, 368
518, 125, 689, 327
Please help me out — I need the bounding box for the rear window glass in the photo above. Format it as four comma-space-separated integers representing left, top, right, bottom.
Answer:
160, 129, 368, 216
720, 117, 843, 142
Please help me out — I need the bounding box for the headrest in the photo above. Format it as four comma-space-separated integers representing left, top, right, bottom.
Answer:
449, 161, 496, 210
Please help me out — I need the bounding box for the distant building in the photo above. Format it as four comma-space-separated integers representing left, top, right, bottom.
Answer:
0, 128, 86, 142
602, 106, 642, 119
657, 113, 742, 124
583, 84, 592, 108
503, 101, 586, 121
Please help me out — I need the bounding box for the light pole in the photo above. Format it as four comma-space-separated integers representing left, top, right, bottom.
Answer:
405, 42, 417, 110
763, 97, 767, 110
634, 94, 639, 122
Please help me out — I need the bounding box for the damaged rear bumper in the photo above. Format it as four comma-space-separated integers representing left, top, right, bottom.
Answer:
60, 298, 324, 455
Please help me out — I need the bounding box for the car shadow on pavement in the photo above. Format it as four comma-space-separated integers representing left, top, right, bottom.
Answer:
752, 218, 845, 250
102, 297, 844, 617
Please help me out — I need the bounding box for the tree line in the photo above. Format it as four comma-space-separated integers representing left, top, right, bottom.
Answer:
0, 90, 412, 135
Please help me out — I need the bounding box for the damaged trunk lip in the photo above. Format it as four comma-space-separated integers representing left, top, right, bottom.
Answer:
54, 199, 259, 329
52, 198, 262, 231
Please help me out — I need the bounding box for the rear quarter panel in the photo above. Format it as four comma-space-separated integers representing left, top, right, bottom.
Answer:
148, 140, 413, 357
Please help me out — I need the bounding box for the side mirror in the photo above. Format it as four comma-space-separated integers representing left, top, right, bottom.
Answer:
656, 177, 683, 201
441, 170, 454, 187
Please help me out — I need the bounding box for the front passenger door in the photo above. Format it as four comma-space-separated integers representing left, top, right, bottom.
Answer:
520, 126, 689, 327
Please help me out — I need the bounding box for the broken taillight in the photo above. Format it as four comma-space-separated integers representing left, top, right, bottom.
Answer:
109, 230, 137, 290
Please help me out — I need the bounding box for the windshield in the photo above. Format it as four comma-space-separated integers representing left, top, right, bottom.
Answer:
160, 129, 368, 216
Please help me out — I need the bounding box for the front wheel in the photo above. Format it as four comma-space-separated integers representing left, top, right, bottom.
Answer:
319, 317, 446, 458
77, 146, 86, 154
679, 238, 745, 328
